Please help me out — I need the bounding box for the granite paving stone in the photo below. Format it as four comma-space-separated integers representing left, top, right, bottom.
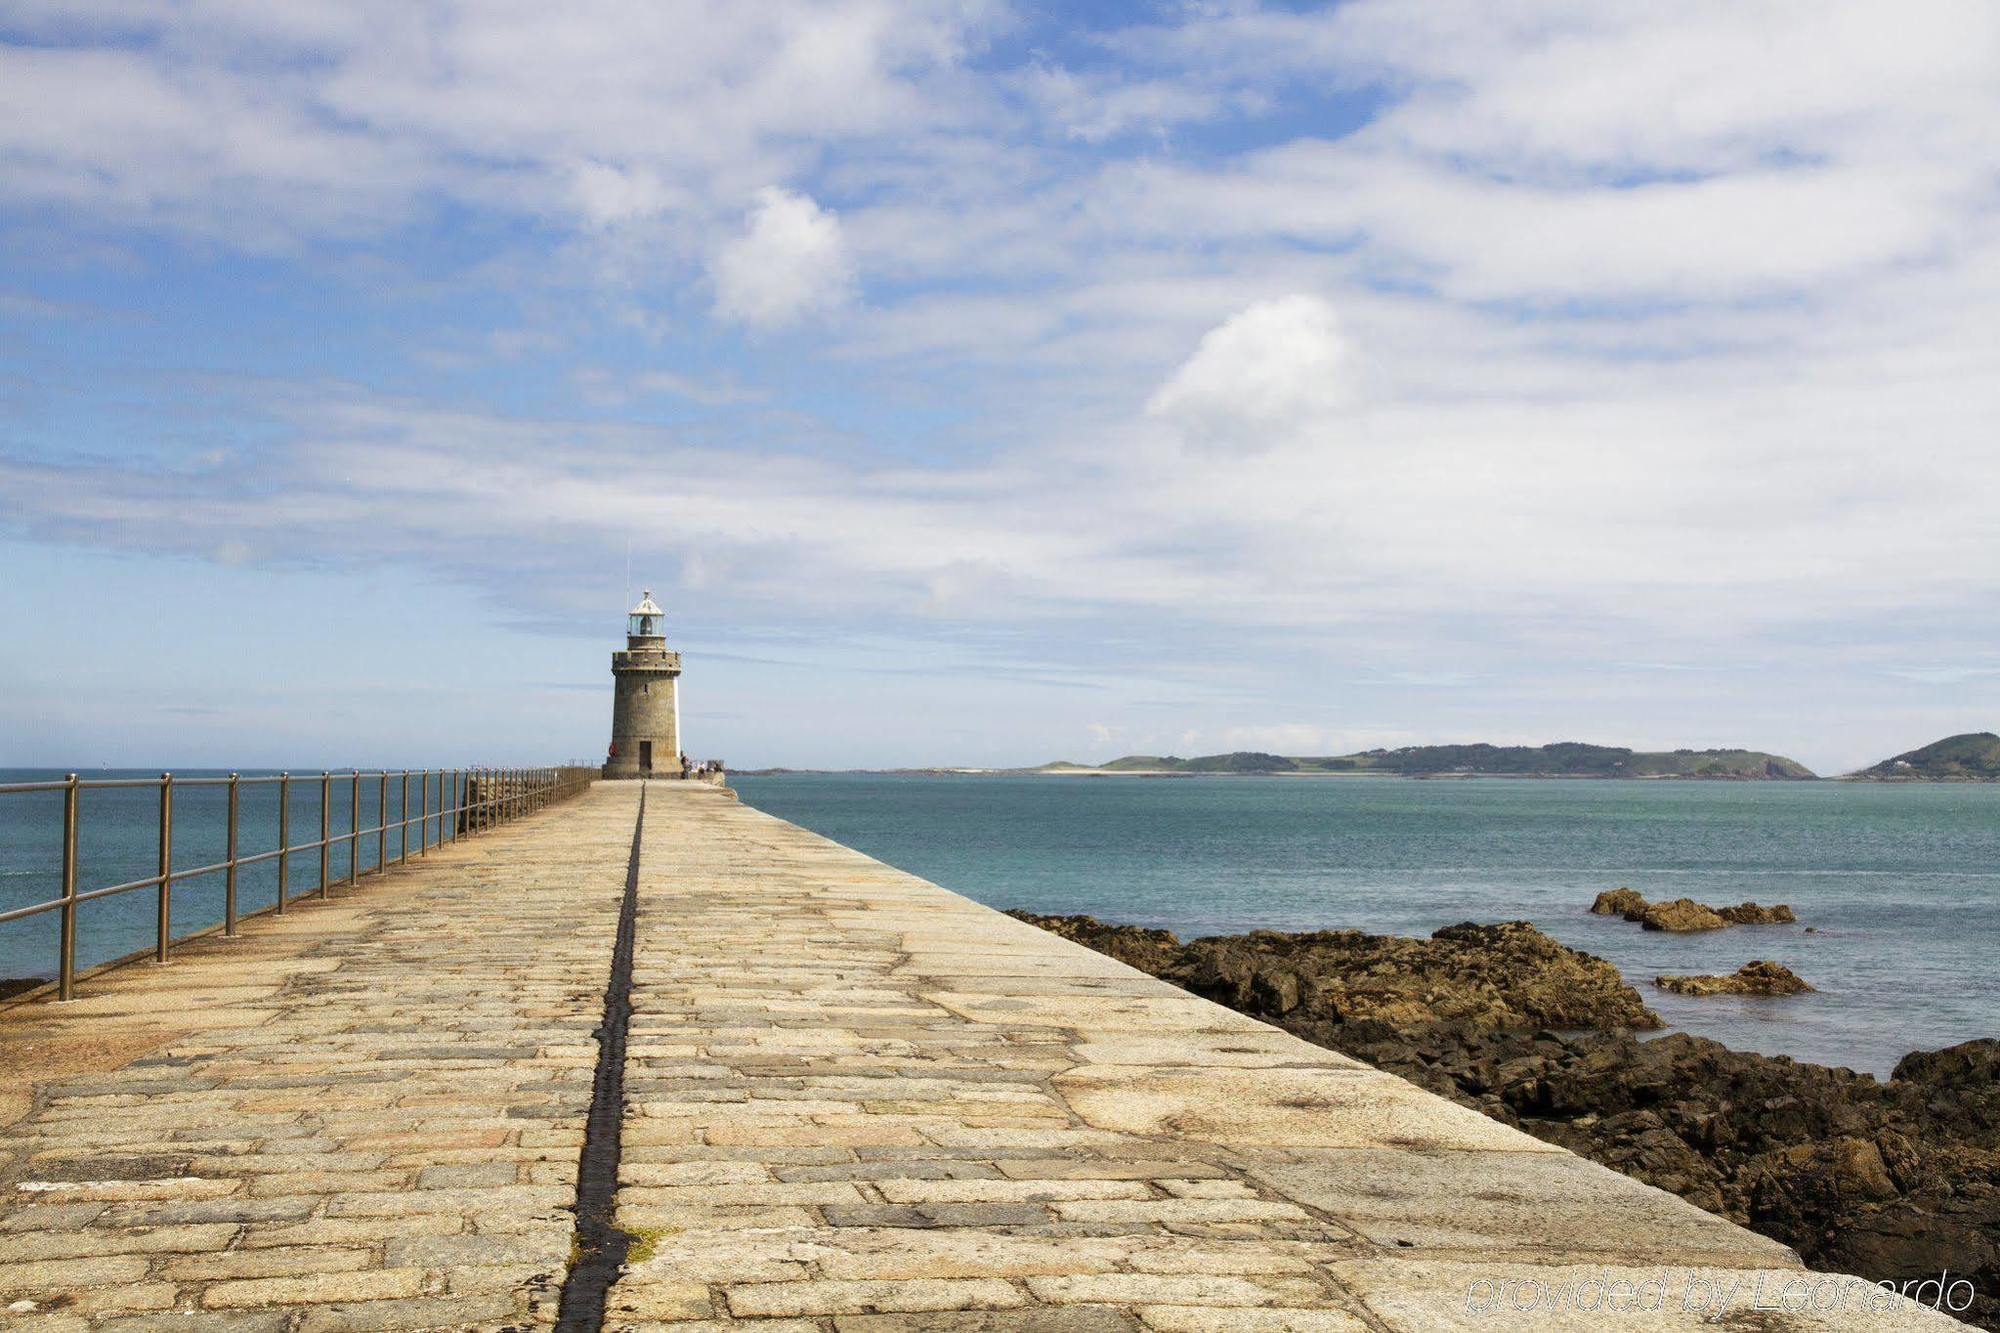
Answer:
0, 783, 643, 1328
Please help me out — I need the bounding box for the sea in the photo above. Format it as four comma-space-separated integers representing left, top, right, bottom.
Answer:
734, 773, 2000, 1078
3, 768, 1992, 1078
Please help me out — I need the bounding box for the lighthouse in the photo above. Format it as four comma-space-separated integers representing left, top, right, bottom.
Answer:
602, 590, 682, 779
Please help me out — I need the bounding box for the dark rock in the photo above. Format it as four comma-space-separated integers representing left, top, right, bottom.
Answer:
1656, 960, 1813, 996
1717, 902, 1798, 925
1007, 912, 1182, 974
1640, 898, 1730, 932
1591, 887, 1648, 917
1893, 1038, 2000, 1091
1013, 912, 1661, 1033
1592, 890, 1800, 929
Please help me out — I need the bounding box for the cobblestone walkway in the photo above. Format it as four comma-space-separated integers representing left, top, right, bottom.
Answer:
603, 789, 1958, 1332
0, 783, 1964, 1330
0, 784, 644, 1330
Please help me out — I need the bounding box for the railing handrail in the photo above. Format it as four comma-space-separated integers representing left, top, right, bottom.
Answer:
0, 768, 494, 795
0, 765, 596, 1002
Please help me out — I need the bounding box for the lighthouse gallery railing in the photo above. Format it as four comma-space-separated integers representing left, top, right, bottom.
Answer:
0, 766, 596, 1003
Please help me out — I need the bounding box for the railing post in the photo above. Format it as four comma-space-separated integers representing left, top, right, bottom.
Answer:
378, 772, 388, 874
349, 770, 361, 885
399, 770, 410, 864
155, 772, 173, 963
419, 769, 429, 856
225, 772, 240, 937
447, 769, 457, 844
277, 772, 290, 913
318, 771, 330, 898
57, 773, 78, 1001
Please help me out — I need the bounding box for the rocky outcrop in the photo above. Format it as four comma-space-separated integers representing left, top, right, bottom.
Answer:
1011, 913, 1662, 1033
1656, 960, 1813, 996
1717, 902, 1798, 925
1590, 889, 1797, 930
1013, 912, 2000, 1331
1590, 887, 1648, 916
1010, 912, 1181, 975
1639, 897, 1730, 931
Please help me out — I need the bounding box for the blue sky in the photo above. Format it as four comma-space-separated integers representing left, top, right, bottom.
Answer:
2, 0, 1997, 773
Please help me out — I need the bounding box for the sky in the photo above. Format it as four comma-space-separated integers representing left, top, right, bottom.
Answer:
1, 0, 1997, 774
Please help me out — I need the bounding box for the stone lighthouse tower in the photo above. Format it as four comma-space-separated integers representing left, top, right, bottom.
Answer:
602, 590, 681, 779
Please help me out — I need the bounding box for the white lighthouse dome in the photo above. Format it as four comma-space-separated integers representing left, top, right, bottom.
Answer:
628, 590, 664, 639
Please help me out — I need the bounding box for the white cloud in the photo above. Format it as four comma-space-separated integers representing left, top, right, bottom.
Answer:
1146, 295, 1353, 451
7, 1, 2000, 769
709, 187, 858, 329
567, 162, 682, 227
0, 0, 997, 246
1074, 1, 2000, 306
1021, 65, 1227, 143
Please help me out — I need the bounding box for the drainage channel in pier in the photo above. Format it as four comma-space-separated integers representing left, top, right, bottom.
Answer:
555, 783, 645, 1331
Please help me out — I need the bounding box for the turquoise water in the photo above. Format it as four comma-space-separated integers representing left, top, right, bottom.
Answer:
7, 769, 1992, 1077
735, 773, 2000, 1077
0, 769, 440, 990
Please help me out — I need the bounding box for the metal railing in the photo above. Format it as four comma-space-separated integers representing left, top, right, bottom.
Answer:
0, 766, 595, 1003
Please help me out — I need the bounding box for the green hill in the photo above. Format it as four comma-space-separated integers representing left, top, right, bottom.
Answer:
1851, 732, 2000, 781
1093, 752, 1301, 773
1045, 743, 1816, 779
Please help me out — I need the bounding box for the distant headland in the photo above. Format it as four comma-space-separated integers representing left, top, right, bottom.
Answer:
1848, 731, 2000, 781
1038, 742, 1815, 780
739, 732, 2000, 780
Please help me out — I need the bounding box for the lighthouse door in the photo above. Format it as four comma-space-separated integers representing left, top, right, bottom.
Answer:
639, 741, 653, 773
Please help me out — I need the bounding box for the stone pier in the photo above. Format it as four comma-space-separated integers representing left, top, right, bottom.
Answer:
0, 784, 1965, 1329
